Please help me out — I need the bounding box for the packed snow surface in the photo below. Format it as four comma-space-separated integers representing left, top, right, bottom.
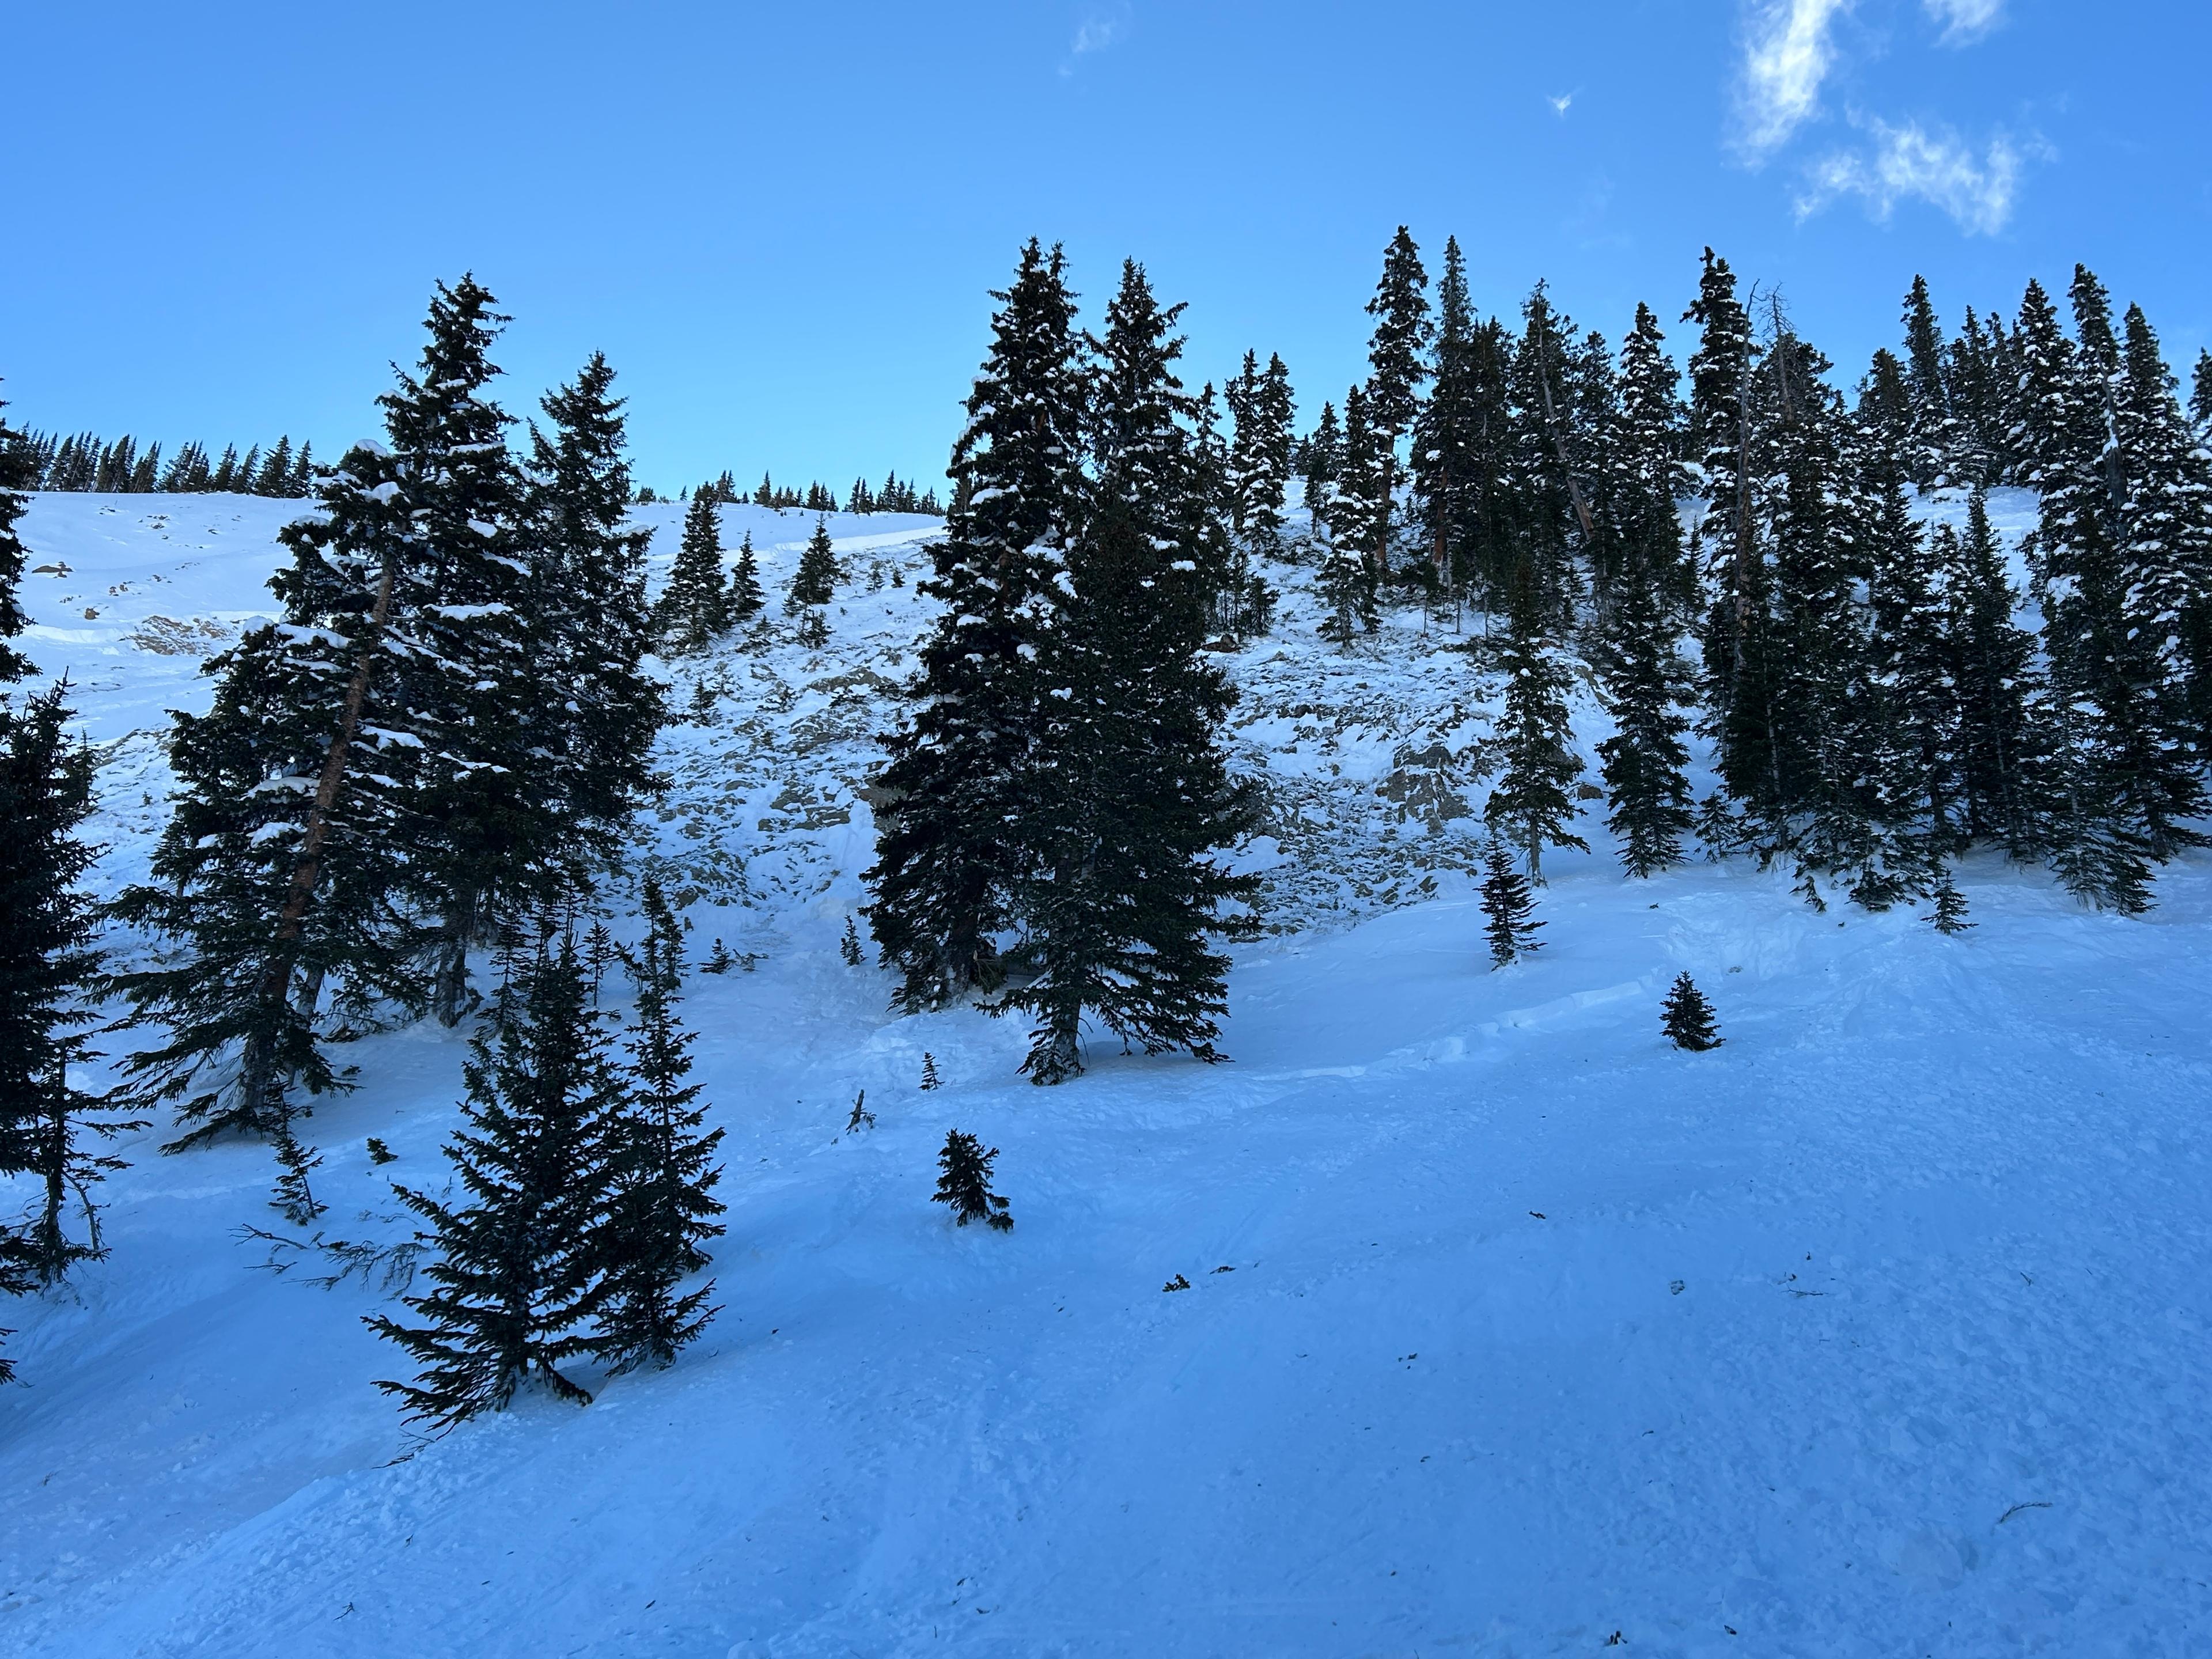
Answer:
3, 491, 2209, 1657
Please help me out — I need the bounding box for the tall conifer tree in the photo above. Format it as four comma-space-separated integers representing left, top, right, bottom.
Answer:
867, 241, 1089, 1009
1486, 563, 1588, 881
997, 261, 1260, 1084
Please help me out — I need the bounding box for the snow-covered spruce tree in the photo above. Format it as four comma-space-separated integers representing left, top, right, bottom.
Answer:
369, 922, 624, 1426
113, 441, 426, 1160
995, 260, 1261, 1085
1413, 236, 1480, 598
1300, 398, 1340, 543
374, 276, 550, 1028
2032, 267, 2205, 910
1899, 275, 1955, 488
0, 682, 140, 1282
1224, 348, 1296, 560
867, 239, 1089, 1011
2192, 350, 2212, 434
1509, 282, 1601, 624
1614, 302, 1691, 611
1945, 488, 2043, 855
1479, 838, 1541, 967
1868, 469, 1964, 858
1485, 562, 1587, 882
1327, 385, 1386, 634
727, 529, 764, 624
657, 489, 732, 651
1927, 868, 1973, 934
0, 385, 32, 683
786, 516, 838, 612
933, 1129, 1012, 1230
595, 876, 724, 1375
1660, 972, 1721, 1050
521, 353, 663, 892
1596, 560, 1694, 877
1683, 249, 1773, 812
1360, 226, 1431, 580
2114, 303, 2212, 757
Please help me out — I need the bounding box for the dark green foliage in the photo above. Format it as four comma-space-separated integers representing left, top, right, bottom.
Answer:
933, 1130, 1012, 1231
701, 938, 733, 975
0, 385, 35, 679
367, 1137, 397, 1165
1486, 565, 1587, 881
919, 1051, 940, 1090
994, 261, 1261, 1085
868, 240, 1089, 1011
1300, 399, 1339, 538
595, 877, 724, 1375
523, 353, 664, 896
657, 491, 732, 650
368, 924, 623, 1426
1899, 275, 1954, 486
1479, 838, 1541, 968
838, 917, 863, 967
1324, 386, 1385, 634
728, 531, 764, 622
1361, 226, 1430, 573
0, 680, 139, 1284
1660, 972, 1721, 1050
1945, 490, 2041, 854
787, 517, 839, 612
2192, 350, 2212, 433
1927, 869, 1973, 934
1596, 563, 1694, 877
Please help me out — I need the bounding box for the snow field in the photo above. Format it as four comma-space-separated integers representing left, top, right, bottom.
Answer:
0, 490, 2206, 1657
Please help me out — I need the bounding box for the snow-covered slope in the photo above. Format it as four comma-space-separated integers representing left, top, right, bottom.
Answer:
3, 490, 2209, 1657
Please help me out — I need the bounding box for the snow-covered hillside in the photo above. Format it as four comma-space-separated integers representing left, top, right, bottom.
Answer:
3, 490, 2210, 1657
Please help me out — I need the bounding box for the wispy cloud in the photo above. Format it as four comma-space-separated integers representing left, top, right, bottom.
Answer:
1798, 115, 2029, 234
1548, 91, 1574, 117
1736, 0, 1851, 158
1922, 0, 2004, 45
1071, 10, 1122, 55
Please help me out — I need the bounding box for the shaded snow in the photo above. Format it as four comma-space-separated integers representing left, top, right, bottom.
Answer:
1, 488, 2206, 1658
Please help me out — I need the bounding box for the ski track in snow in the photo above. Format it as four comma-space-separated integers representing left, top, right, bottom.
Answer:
3, 488, 2208, 1657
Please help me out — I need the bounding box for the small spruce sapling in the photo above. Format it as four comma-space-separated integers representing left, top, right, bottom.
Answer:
702, 938, 733, 975
933, 1129, 1013, 1231
1928, 869, 1974, 934
840, 918, 863, 966
918, 1052, 941, 1091
1661, 973, 1722, 1051
366, 1137, 398, 1165
1480, 839, 1542, 968
845, 1090, 874, 1134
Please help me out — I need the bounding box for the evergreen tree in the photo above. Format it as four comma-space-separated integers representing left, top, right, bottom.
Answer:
522, 353, 663, 891
1615, 302, 1690, 609
1660, 972, 1721, 1050
0, 680, 139, 1283
368, 923, 623, 1426
932, 1130, 1012, 1230
1360, 227, 1430, 577
1899, 275, 1953, 486
995, 260, 1261, 1085
919, 1051, 941, 1090
1224, 348, 1296, 559
1596, 562, 1694, 877
1683, 249, 1770, 808
657, 490, 732, 650
374, 276, 543, 1027
727, 530, 764, 623
1868, 470, 1962, 858
2032, 267, 2205, 909
113, 442, 425, 1161
1946, 488, 2041, 854
840, 916, 863, 965
1300, 399, 1340, 539
867, 240, 1089, 1010
1485, 564, 1587, 881
1330, 385, 1387, 628
787, 516, 839, 611
2192, 350, 2212, 434
0, 386, 31, 683
2113, 304, 2212, 755
594, 877, 724, 1374
1927, 868, 1973, 934
1479, 838, 1541, 967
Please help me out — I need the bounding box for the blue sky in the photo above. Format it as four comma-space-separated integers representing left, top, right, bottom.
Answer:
7, 1, 2206, 491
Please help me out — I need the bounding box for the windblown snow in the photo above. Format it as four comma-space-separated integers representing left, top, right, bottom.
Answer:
2, 490, 2208, 1657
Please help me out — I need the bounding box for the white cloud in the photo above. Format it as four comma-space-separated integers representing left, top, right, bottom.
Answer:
1548, 92, 1573, 116
1737, 0, 1851, 157
1798, 115, 2025, 234
1922, 0, 2004, 44
1071, 13, 1121, 54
